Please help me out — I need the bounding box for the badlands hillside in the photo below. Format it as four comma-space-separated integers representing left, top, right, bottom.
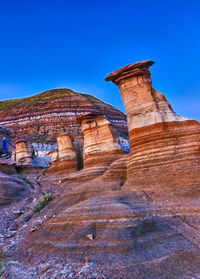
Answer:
0, 60, 200, 279
0, 89, 128, 151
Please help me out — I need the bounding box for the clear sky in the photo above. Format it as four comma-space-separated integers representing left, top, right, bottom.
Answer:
0, 0, 199, 120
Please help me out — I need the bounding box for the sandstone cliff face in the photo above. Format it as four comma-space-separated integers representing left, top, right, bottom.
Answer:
0, 89, 128, 151
105, 60, 200, 190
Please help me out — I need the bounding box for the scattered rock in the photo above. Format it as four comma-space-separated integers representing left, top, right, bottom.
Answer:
30, 228, 37, 233
86, 234, 94, 240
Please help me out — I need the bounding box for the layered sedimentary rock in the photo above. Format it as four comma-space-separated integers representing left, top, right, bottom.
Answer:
0, 170, 27, 205
26, 170, 200, 278
0, 89, 128, 149
77, 113, 123, 168
105, 60, 188, 129
0, 158, 16, 175
12, 140, 50, 168
47, 134, 77, 173
14, 140, 33, 166
1, 62, 200, 279
105, 60, 200, 189
0, 156, 29, 205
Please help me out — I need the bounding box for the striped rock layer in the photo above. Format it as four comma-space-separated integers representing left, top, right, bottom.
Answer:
0, 89, 128, 148
47, 134, 77, 173
1, 61, 200, 278
77, 113, 124, 168
105, 60, 200, 189
14, 140, 33, 166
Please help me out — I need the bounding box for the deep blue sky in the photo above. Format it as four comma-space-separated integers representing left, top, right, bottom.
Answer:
0, 0, 199, 120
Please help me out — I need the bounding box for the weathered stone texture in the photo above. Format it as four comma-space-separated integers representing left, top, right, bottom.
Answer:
47, 134, 77, 173
126, 120, 200, 189
0, 89, 128, 149
0, 171, 26, 205
1, 62, 200, 279
14, 140, 33, 166
77, 113, 123, 168
106, 60, 200, 189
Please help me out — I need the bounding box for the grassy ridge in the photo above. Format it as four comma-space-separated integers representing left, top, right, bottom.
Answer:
0, 89, 103, 111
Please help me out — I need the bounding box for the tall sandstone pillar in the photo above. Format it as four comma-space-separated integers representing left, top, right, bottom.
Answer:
105, 61, 200, 189
48, 134, 77, 173
77, 113, 123, 168
15, 140, 33, 165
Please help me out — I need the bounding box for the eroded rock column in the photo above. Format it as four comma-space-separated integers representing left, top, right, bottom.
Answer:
15, 140, 33, 165
77, 113, 123, 168
105, 61, 187, 131
48, 134, 77, 173
105, 60, 200, 189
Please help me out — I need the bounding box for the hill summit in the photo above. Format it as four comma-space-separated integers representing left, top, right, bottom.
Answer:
0, 88, 128, 147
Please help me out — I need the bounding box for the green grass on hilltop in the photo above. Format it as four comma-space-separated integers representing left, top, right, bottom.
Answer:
79, 93, 103, 103
0, 89, 103, 111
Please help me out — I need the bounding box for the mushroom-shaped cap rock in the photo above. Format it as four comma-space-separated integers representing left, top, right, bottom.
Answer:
105, 60, 155, 85
14, 140, 28, 144
76, 112, 104, 124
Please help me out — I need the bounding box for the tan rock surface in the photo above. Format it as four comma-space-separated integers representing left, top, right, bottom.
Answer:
77, 113, 124, 168
106, 60, 200, 189
47, 134, 77, 173
25, 179, 200, 278
1, 62, 200, 279
14, 140, 33, 166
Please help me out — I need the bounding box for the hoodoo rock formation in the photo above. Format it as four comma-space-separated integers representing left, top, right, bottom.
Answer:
105, 60, 200, 189
1, 62, 200, 278
14, 140, 33, 166
47, 134, 77, 173
77, 113, 124, 168
105, 61, 188, 129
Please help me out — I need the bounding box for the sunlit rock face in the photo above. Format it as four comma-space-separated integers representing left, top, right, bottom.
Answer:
2, 64, 200, 279
47, 134, 77, 173
105, 60, 200, 189
77, 113, 124, 168
105, 61, 188, 130
14, 140, 33, 166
